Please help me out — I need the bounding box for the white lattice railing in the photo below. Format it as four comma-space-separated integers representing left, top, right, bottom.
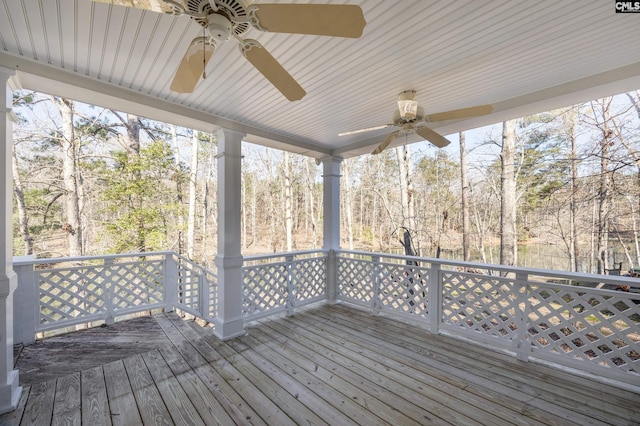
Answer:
12, 252, 217, 342
242, 250, 327, 321
11, 247, 639, 386
172, 254, 218, 322
336, 250, 640, 386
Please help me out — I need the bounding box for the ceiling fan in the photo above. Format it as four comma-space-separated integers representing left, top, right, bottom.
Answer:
95, 0, 366, 101
339, 90, 493, 154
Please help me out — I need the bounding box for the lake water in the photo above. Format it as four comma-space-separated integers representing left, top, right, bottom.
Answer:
425, 243, 635, 274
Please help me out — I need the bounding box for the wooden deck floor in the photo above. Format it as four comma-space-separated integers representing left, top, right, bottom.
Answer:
2, 303, 638, 425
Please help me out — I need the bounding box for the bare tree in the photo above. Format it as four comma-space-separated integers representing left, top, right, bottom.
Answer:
567, 109, 581, 272
500, 119, 517, 267
126, 114, 141, 155
342, 160, 354, 250
304, 159, 318, 248
459, 131, 470, 261
187, 131, 199, 259
12, 143, 33, 255
284, 151, 293, 251
594, 98, 614, 273
396, 145, 416, 232
52, 97, 84, 257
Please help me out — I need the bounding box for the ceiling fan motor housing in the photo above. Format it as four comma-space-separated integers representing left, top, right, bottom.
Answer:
186, 0, 250, 37
207, 13, 233, 41
392, 106, 425, 125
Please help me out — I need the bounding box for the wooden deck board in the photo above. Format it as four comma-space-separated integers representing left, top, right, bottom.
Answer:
156, 344, 236, 426
122, 354, 173, 425
224, 334, 361, 426
2, 303, 638, 426
21, 380, 55, 426
316, 303, 640, 425
142, 349, 206, 426
162, 313, 297, 425
186, 328, 330, 426
153, 313, 267, 425
298, 305, 579, 425
260, 316, 510, 425
102, 359, 143, 426
14, 315, 171, 386
52, 372, 80, 426
189, 321, 369, 426
80, 366, 111, 426
254, 318, 458, 425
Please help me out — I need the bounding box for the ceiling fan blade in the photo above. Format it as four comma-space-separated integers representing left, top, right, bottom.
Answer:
415, 127, 451, 148
372, 131, 400, 155
92, 0, 177, 13
247, 4, 366, 38
170, 38, 214, 93
339, 124, 393, 137
241, 39, 306, 101
425, 104, 493, 122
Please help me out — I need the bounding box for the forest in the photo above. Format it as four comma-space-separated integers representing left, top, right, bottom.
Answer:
10, 90, 640, 274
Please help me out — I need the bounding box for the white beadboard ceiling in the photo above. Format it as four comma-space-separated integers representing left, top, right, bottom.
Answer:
2, 0, 640, 158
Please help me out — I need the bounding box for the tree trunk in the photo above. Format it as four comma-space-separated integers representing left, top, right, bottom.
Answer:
590, 184, 597, 274
284, 151, 293, 252
55, 97, 84, 257
126, 114, 141, 155
500, 119, 517, 267
568, 110, 580, 272
201, 136, 216, 263
242, 174, 247, 252
187, 131, 199, 259
12, 144, 33, 255
459, 131, 470, 261
170, 125, 183, 254
629, 197, 640, 267
343, 161, 354, 250
596, 99, 613, 274
396, 146, 416, 232
305, 159, 318, 249
251, 173, 257, 248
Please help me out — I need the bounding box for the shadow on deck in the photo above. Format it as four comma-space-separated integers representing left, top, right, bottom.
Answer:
2, 303, 638, 425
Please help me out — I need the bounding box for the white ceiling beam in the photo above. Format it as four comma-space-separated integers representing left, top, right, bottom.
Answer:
0, 52, 331, 158
334, 61, 640, 158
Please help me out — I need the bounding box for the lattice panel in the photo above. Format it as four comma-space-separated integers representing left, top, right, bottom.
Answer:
293, 257, 326, 302
378, 263, 429, 316
243, 263, 288, 316
442, 272, 521, 341
527, 285, 640, 373
176, 261, 200, 311
109, 261, 164, 311
206, 269, 218, 319
337, 257, 375, 303
38, 267, 106, 326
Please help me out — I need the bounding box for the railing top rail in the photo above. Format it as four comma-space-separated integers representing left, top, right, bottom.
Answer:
335, 249, 640, 286
12, 251, 175, 266
171, 252, 215, 268
171, 253, 218, 279
244, 249, 328, 262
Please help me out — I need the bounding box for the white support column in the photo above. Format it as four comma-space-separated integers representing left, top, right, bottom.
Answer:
12, 256, 36, 345
213, 128, 245, 340
0, 67, 21, 414
322, 157, 342, 303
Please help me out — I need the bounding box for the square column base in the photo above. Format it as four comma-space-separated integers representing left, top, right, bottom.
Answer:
0, 370, 21, 414
212, 316, 246, 341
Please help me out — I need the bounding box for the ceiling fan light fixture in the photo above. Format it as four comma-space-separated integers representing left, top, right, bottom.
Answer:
98, 0, 366, 100
206, 13, 233, 42
397, 90, 418, 120
398, 99, 418, 120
